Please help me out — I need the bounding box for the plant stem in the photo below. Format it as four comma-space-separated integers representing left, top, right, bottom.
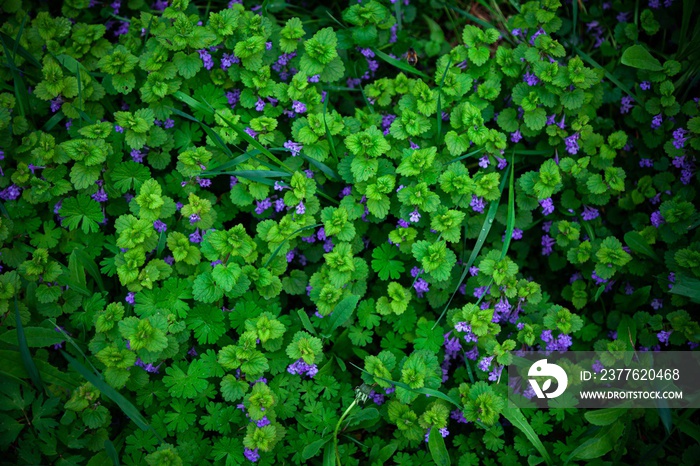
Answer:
334, 399, 358, 466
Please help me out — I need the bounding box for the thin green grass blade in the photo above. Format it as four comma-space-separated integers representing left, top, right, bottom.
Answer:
433, 164, 510, 329
447, 148, 484, 164
173, 91, 293, 173
62, 351, 161, 440
104, 439, 121, 466
210, 169, 290, 186
348, 362, 461, 408
263, 223, 322, 267
168, 106, 238, 163
73, 249, 105, 292
501, 153, 516, 260
14, 296, 44, 392
435, 56, 452, 146
0, 30, 30, 119
42, 111, 64, 132
575, 48, 640, 102
0, 31, 41, 68
201, 150, 258, 175
474, 154, 516, 306
322, 92, 339, 164
302, 154, 339, 181
502, 408, 553, 465
372, 48, 430, 80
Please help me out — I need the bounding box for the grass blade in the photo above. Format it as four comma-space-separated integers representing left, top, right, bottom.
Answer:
575, 48, 640, 102
73, 249, 106, 292
428, 427, 451, 466
433, 163, 511, 328
263, 223, 322, 267
14, 296, 44, 392
502, 408, 553, 465
302, 154, 339, 181
104, 439, 121, 466
322, 92, 339, 164
372, 48, 430, 80
435, 56, 452, 146
172, 91, 293, 173
61, 351, 162, 441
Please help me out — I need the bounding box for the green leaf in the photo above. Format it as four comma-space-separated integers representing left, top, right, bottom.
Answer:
372, 48, 430, 80
566, 421, 625, 461
584, 409, 626, 426
0, 327, 65, 347
623, 231, 660, 262
173, 51, 203, 79
15, 297, 44, 392
502, 408, 552, 465
326, 295, 359, 335
428, 426, 451, 466
670, 273, 700, 303
621, 45, 663, 71
61, 351, 159, 437
302, 437, 331, 460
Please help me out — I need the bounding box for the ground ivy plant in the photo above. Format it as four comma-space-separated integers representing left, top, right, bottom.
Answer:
0, 0, 699, 465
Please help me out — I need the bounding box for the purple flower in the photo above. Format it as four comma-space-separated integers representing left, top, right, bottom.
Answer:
50, 96, 64, 113
164, 118, 175, 129
478, 356, 494, 372
650, 298, 663, 310
469, 266, 479, 277
439, 427, 450, 438
131, 149, 144, 163
244, 127, 258, 139
255, 198, 272, 215
478, 155, 490, 168
414, 278, 430, 298
256, 416, 271, 428
284, 140, 303, 157
640, 81, 651, 90
244, 448, 260, 462
153, 220, 167, 233
672, 128, 688, 149
564, 133, 580, 155
591, 270, 608, 286
125, 292, 135, 304
470, 195, 485, 213
620, 96, 634, 114
657, 330, 672, 345
539, 198, 554, 216
189, 229, 202, 243
639, 158, 654, 168
292, 100, 307, 113
398, 219, 410, 228
651, 114, 663, 130
510, 130, 522, 143
189, 213, 201, 224
617, 11, 630, 22
523, 72, 539, 86
529, 27, 545, 45
226, 89, 241, 108
581, 206, 599, 221
541, 234, 555, 256
488, 365, 503, 381
409, 209, 421, 222
198, 49, 214, 70
296, 201, 306, 215
455, 322, 470, 332
651, 210, 665, 227
497, 157, 508, 170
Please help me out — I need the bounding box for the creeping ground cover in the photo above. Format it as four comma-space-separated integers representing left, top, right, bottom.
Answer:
1, 0, 700, 464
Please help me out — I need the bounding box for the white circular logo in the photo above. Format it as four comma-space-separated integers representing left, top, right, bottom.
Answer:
528, 359, 568, 399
